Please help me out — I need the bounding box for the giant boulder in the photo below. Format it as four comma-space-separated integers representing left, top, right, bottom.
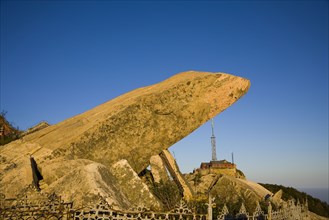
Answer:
0, 71, 250, 208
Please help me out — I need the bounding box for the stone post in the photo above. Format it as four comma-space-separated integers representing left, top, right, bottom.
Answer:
207, 193, 215, 220
268, 203, 272, 220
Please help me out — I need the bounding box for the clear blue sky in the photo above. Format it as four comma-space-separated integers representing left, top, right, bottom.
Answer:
1, 1, 328, 190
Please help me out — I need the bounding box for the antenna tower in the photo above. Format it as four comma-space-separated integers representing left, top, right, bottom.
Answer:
211, 119, 217, 161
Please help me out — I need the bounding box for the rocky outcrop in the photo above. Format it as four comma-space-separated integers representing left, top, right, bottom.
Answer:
43, 160, 131, 209
0, 71, 250, 208
109, 159, 162, 210
150, 155, 169, 183
160, 150, 194, 200
272, 189, 283, 206
19, 71, 250, 173
22, 121, 50, 137
185, 172, 274, 211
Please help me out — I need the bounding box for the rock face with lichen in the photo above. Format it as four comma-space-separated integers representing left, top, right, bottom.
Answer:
150, 155, 169, 183
185, 172, 276, 213
0, 71, 250, 209
110, 159, 163, 210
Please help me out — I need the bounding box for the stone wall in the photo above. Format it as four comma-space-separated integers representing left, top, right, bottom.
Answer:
196, 167, 237, 177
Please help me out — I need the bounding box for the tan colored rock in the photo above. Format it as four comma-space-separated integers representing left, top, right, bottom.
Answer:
186, 173, 273, 211
109, 159, 162, 210
272, 189, 283, 206
21, 71, 250, 173
22, 121, 50, 137
43, 160, 131, 209
0, 71, 250, 208
160, 150, 194, 200
150, 155, 169, 183
0, 141, 50, 197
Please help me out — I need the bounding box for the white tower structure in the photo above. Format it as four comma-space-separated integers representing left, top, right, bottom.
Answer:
211, 119, 217, 161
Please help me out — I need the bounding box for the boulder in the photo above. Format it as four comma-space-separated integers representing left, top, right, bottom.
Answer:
110, 159, 162, 210
186, 173, 273, 212
0, 71, 250, 208
43, 160, 131, 209
272, 189, 283, 206
20, 71, 250, 173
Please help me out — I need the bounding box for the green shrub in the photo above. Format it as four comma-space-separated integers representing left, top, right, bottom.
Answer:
152, 180, 181, 211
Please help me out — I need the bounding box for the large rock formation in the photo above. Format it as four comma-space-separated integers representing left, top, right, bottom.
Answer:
0, 71, 250, 209
185, 172, 274, 212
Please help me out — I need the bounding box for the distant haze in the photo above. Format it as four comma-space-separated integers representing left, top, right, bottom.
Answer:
298, 188, 329, 204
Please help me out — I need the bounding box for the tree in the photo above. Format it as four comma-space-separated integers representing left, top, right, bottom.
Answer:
0, 111, 21, 145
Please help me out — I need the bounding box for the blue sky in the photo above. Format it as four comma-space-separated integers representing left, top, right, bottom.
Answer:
1, 1, 328, 190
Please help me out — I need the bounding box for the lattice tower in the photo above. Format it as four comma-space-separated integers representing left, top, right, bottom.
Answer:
211, 119, 217, 161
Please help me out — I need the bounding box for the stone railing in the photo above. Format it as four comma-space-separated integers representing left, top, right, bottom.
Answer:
74, 198, 206, 220
0, 187, 73, 219
215, 201, 309, 220
0, 188, 309, 220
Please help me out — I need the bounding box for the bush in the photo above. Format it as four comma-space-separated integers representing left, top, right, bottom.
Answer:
152, 180, 181, 211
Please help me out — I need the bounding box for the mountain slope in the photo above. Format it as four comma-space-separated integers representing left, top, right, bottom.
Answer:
260, 183, 329, 218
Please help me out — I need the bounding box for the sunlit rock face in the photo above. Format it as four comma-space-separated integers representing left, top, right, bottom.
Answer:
0, 71, 250, 208
185, 173, 273, 212
150, 155, 169, 183
109, 159, 163, 210
21, 71, 250, 173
